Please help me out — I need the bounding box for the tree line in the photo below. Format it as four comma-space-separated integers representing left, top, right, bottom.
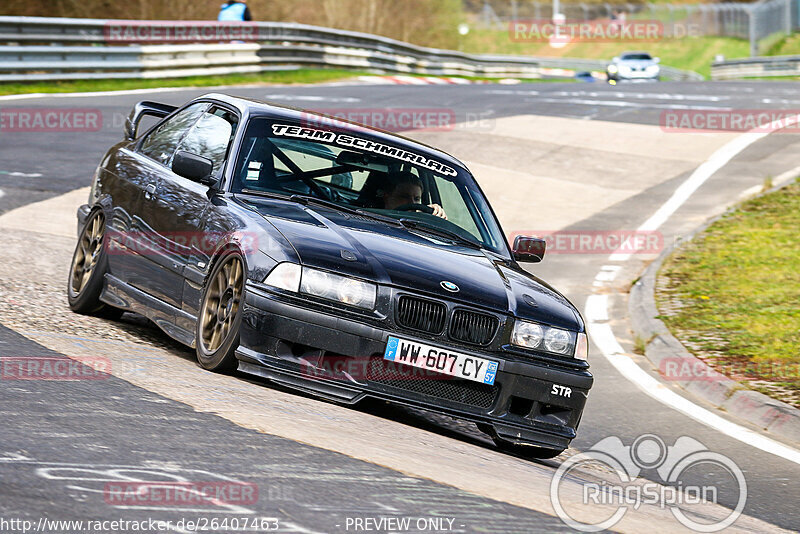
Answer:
0, 0, 463, 49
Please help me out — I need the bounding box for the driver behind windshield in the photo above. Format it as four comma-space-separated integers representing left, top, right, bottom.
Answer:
381, 171, 448, 220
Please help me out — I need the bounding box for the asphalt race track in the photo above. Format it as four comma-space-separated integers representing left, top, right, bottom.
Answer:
1, 80, 800, 533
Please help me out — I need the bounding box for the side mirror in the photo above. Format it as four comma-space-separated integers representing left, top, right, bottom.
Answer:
653, 57, 660, 64
611, 57, 619, 63
172, 150, 216, 186
512, 236, 546, 263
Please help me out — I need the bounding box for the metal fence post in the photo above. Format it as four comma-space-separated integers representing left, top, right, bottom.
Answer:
749, 7, 758, 57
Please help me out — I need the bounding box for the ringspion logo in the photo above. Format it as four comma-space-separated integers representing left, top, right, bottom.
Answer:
551, 433, 746, 531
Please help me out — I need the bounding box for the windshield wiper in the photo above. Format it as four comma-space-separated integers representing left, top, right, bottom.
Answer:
238, 189, 401, 227
290, 195, 404, 227
398, 218, 483, 250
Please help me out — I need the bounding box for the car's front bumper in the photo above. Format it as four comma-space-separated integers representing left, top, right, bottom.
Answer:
613, 71, 660, 81
237, 284, 593, 451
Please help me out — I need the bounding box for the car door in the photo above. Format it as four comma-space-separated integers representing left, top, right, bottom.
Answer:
109, 102, 208, 304
143, 105, 240, 312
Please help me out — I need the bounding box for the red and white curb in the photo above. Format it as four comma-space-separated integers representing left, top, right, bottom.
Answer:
356, 75, 493, 85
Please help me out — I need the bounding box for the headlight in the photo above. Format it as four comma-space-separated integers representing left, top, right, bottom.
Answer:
300, 268, 332, 297
544, 328, 571, 353
265, 264, 377, 309
511, 321, 543, 348
264, 262, 301, 292
300, 267, 376, 309
646, 64, 660, 73
511, 319, 581, 357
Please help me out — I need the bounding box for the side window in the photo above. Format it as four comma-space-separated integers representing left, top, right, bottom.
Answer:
175, 107, 238, 177
139, 103, 207, 166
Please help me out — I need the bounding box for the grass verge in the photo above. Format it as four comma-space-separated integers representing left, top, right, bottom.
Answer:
656, 180, 800, 407
460, 31, 759, 78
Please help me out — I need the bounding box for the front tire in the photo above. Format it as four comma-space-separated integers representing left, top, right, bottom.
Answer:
195, 251, 245, 372
67, 209, 121, 318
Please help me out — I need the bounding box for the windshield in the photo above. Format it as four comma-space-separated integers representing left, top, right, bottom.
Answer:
621, 53, 652, 61
232, 119, 508, 255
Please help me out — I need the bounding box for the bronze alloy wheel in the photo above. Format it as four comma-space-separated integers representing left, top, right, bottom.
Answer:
67, 209, 121, 318
200, 254, 244, 354
70, 211, 105, 297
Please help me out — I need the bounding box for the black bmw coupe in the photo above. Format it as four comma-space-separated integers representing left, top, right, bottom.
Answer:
68, 93, 593, 458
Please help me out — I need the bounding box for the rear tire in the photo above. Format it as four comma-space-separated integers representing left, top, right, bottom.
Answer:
67, 209, 121, 318
195, 251, 245, 372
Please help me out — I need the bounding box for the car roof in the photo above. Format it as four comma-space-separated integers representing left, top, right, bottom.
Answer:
197, 93, 470, 173
620, 51, 652, 57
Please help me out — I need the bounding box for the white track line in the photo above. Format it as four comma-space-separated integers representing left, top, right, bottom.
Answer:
535, 97, 731, 111
587, 294, 800, 465
586, 115, 800, 465
263, 94, 361, 103
611, 119, 797, 262
0, 87, 205, 101
0, 189, 5, 199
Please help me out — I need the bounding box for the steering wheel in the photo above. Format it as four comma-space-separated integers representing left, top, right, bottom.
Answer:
394, 203, 434, 215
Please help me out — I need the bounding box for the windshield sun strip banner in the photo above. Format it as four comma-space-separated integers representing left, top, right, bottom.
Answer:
270, 123, 458, 177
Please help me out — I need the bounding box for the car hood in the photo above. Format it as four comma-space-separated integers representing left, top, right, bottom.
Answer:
246, 199, 581, 331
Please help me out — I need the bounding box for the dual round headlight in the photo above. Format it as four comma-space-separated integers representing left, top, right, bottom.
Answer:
265, 263, 377, 310
511, 319, 585, 359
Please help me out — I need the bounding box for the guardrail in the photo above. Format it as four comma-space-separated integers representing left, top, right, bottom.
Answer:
0, 16, 703, 83
711, 55, 800, 79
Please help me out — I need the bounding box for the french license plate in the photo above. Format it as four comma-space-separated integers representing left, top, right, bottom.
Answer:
383, 336, 498, 385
